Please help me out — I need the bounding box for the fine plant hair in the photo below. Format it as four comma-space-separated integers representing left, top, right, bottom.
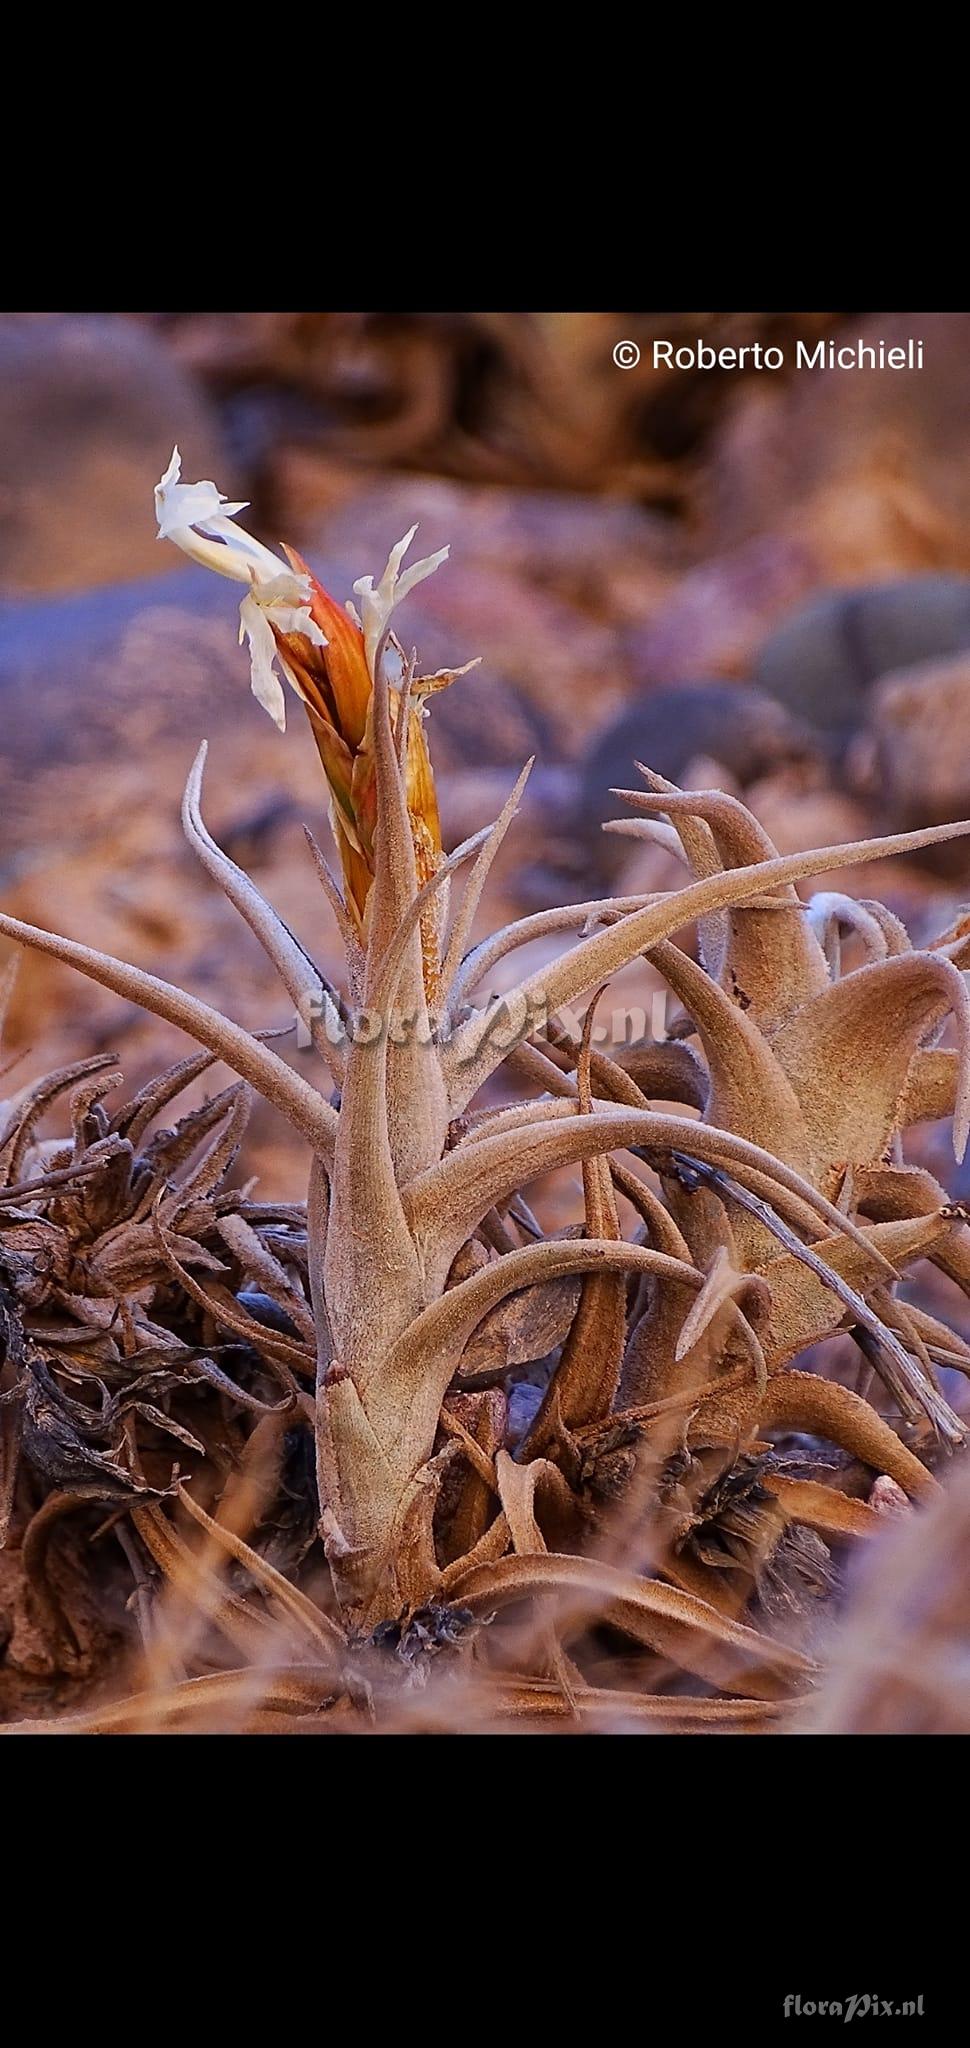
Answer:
3, 457, 970, 1732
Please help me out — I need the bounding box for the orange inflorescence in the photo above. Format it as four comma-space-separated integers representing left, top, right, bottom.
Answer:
272, 548, 445, 995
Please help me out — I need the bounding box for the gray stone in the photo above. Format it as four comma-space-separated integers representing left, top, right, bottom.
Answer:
579, 680, 818, 841
755, 576, 970, 750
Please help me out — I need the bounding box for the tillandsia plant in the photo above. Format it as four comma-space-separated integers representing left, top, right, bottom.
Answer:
3, 451, 970, 1731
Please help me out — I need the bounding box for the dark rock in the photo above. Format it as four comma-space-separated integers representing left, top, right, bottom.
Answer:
505, 1380, 545, 1448
0, 570, 240, 818
579, 681, 818, 843
755, 576, 970, 752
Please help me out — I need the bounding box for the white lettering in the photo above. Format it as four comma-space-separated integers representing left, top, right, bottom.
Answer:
796, 339, 826, 370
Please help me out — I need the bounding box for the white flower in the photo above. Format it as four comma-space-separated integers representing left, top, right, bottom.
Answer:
353, 525, 449, 678
154, 447, 325, 727
154, 448, 249, 555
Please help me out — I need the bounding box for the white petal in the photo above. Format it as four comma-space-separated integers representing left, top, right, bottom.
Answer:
236, 577, 328, 731
156, 482, 250, 541
384, 525, 419, 582
154, 451, 288, 587
239, 594, 288, 730
154, 443, 249, 544
249, 570, 327, 641
395, 545, 450, 604
160, 521, 259, 585
273, 605, 327, 646
352, 525, 450, 677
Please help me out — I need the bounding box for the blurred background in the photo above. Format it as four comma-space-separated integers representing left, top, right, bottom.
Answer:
3, 309, 970, 1214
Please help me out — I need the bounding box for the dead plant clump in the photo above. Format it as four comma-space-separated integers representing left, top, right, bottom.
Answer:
2, 454, 970, 1734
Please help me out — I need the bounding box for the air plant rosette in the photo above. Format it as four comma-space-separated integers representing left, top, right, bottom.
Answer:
2, 452, 970, 1732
